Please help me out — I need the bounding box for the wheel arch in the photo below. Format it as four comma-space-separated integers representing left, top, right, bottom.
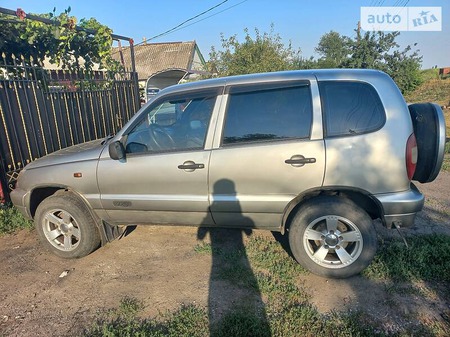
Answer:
30, 185, 100, 218
29, 186, 118, 245
282, 187, 384, 233
34, 190, 102, 258
29, 186, 67, 219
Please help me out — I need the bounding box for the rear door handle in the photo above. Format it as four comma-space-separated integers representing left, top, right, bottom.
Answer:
178, 161, 205, 171
285, 155, 316, 167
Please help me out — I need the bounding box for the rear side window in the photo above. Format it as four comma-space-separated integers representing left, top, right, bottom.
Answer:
319, 81, 385, 137
222, 84, 313, 145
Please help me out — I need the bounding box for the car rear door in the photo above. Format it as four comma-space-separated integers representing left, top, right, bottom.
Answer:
208, 78, 325, 229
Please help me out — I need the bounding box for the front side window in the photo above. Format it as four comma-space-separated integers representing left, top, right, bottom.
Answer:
222, 84, 313, 145
319, 81, 386, 137
125, 92, 217, 154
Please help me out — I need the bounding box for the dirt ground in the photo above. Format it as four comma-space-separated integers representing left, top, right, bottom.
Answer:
1, 172, 449, 337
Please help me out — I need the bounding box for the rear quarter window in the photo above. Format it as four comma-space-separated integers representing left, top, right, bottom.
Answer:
319, 81, 386, 137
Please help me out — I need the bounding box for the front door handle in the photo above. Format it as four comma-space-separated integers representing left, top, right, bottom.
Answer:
178, 161, 205, 172
285, 155, 316, 167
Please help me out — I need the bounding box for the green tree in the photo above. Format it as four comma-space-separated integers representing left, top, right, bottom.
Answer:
344, 30, 396, 69
344, 30, 422, 93
383, 44, 422, 93
208, 25, 422, 93
295, 29, 422, 94
0, 7, 121, 72
207, 25, 300, 76
315, 30, 350, 68
295, 56, 319, 70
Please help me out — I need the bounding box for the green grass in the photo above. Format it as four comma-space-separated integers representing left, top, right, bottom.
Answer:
85, 296, 386, 337
84, 233, 450, 336
0, 205, 33, 235
442, 155, 450, 172
404, 75, 450, 107
85, 234, 450, 336
85, 299, 208, 337
88, 236, 445, 337
420, 68, 440, 82
193, 242, 213, 254
85, 299, 449, 337
212, 306, 271, 337
245, 235, 309, 305
363, 235, 450, 282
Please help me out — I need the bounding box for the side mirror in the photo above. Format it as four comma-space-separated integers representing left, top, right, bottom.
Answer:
109, 141, 126, 160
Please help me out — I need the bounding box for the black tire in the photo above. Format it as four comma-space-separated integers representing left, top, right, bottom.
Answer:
408, 103, 446, 183
288, 196, 377, 279
35, 193, 101, 258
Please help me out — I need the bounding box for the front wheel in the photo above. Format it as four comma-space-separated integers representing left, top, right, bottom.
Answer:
288, 196, 377, 278
35, 193, 101, 258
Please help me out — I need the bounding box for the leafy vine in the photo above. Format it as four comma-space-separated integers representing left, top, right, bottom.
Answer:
0, 7, 123, 73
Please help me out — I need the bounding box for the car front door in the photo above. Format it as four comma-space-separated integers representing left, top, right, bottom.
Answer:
208, 79, 325, 229
97, 88, 221, 226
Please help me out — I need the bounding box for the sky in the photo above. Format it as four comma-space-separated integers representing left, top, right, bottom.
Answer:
1, 0, 449, 69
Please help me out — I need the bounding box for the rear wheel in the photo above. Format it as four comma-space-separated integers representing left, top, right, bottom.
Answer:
35, 193, 101, 258
288, 196, 376, 278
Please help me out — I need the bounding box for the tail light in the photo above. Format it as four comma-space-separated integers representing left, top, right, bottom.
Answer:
406, 133, 418, 180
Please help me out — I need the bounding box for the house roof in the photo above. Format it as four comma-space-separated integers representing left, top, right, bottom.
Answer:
112, 41, 206, 81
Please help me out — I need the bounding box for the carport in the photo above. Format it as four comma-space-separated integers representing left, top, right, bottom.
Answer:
145, 68, 209, 100
146, 68, 190, 89
112, 41, 209, 102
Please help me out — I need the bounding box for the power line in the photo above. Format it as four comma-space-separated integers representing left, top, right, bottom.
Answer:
377, 0, 410, 32
164, 0, 248, 36
138, 0, 230, 45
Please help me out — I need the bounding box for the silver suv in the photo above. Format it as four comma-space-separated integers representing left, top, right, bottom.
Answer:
11, 69, 446, 278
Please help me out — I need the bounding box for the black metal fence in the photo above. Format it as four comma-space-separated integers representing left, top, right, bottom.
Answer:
0, 54, 140, 201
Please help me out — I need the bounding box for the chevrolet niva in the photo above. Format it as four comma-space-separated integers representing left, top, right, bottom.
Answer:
11, 69, 446, 278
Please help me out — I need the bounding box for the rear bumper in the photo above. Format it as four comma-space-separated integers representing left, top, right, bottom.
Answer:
374, 183, 424, 228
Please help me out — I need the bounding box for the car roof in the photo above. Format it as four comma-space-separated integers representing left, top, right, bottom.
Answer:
159, 69, 388, 96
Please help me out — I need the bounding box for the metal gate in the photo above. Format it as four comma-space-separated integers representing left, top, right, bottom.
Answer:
0, 54, 140, 201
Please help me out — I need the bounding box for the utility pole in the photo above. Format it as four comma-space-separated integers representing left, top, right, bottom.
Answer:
357, 21, 361, 44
